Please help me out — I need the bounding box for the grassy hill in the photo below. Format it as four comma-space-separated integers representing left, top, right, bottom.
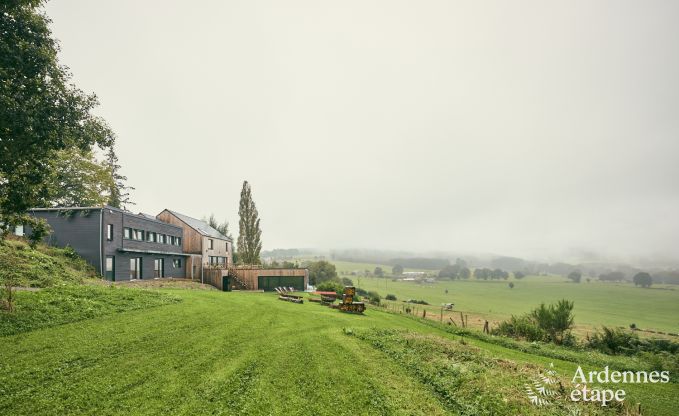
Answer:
0, 238, 96, 287
1, 290, 677, 415
1, 250, 677, 414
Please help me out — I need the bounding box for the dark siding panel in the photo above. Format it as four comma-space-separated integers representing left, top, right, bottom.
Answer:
31, 210, 102, 274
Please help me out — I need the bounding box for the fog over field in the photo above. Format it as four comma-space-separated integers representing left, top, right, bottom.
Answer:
45, 1, 679, 263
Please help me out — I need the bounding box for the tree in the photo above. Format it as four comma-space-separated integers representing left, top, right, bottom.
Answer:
513, 271, 525, 279
459, 267, 471, 279
237, 181, 262, 264
0, 1, 114, 241
374, 267, 384, 277
105, 144, 134, 209
491, 268, 505, 280
0, 245, 24, 312
508, 282, 514, 289
205, 213, 232, 240
439, 264, 461, 279
633, 272, 652, 288
307, 260, 337, 285
568, 270, 582, 283
474, 268, 490, 280
392, 264, 404, 275
45, 148, 115, 207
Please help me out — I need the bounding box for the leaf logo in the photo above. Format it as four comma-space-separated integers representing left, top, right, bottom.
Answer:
525, 363, 559, 406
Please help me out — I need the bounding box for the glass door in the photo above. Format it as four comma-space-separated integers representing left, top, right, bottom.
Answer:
154, 259, 164, 278
129, 257, 142, 280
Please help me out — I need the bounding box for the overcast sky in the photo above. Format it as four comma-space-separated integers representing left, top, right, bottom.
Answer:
44, 1, 678, 262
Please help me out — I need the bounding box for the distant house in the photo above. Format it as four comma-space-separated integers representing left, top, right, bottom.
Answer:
156, 209, 233, 280
29, 206, 188, 281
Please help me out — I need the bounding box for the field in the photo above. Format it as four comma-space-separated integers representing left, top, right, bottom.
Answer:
331, 261, 679, 336
1, 288, 677, 415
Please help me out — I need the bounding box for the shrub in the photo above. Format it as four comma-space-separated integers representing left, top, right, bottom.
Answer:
315, 280, 344, 296
493, 299, 574, 345
493, 314, 545, 342
340, 277, 353, 286
367, 291, 381, 305
530, 300, 574, 344
508, 282, 514, 289
586, 326, 679, 356
407, 299, 429, 305
385, 294, 397, 301
586, 326, 640, 355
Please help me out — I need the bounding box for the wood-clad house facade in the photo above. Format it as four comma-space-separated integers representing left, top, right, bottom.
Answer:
156, 209, 233, 280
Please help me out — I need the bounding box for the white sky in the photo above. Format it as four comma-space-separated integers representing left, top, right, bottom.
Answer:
44, 1, 679, 262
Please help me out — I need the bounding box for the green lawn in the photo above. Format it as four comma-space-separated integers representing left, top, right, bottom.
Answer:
352, 275, 679, 335
1, 289, 676, 415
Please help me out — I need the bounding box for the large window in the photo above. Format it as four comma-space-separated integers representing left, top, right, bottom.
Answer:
158, 234, 166, 244
173, 258, 182, 268
123, 227, 131, 239
107, 224, 113, 241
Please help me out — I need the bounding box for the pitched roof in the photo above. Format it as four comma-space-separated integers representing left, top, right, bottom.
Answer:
162, 209, 231, 241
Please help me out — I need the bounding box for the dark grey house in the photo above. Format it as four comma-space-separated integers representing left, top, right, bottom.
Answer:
29, 206, 190, 281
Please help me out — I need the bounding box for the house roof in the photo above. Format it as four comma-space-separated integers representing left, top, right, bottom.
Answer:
29, 206, 182, 229
162, 209, 232, 241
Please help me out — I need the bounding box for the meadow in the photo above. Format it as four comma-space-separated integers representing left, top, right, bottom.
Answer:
1, 288, 677, 415
331, 261, 679, 336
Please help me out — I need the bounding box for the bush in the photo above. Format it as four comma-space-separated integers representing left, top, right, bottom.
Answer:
340, 277, 353, 286
586, 326, 679, 356
366, 291, 381, 305
407, 299, 429, 305
586, 326, 640, 355
493, 315, 545, 342
493, 299, 574, 345
385, 294, 397, 301
315, 280, 344, 296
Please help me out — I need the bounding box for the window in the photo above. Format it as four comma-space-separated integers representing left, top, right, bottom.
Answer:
128, 229, 144, 241
176, 237, 182, 246
105, 256, 115, 280
107, 224, 113, 241
173, 258, 182, 268
208, 239, 214, 249
157, 234, 165, 244
147, 232, 156, 243
209, 256, 227, 266
123, 227, 131, 239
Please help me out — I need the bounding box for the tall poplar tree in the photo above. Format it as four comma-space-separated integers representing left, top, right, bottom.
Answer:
237, 181, 262, 265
